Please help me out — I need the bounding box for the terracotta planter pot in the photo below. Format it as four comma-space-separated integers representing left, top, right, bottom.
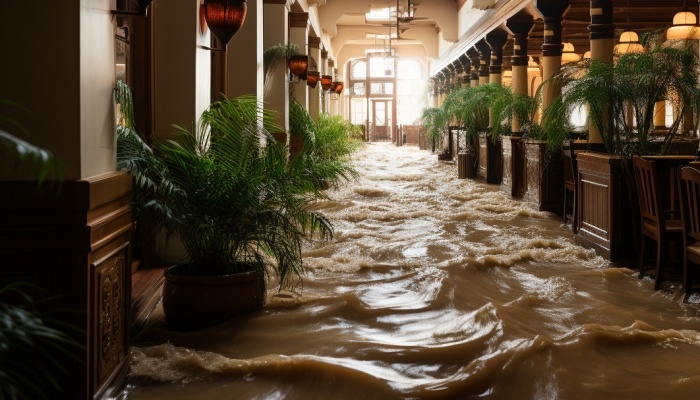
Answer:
163, 265, 266, 331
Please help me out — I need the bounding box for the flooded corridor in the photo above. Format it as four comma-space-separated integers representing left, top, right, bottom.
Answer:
124, 143, 700, 399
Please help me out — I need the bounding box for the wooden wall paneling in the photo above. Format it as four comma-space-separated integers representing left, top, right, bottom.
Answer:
0, 171, 133, 399
575, 152, 634, 261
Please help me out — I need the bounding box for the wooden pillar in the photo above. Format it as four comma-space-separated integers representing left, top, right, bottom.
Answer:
588, 0, 614, 143
289, 12, 309, 110
475, 39, 491, 85
535, 1, 570, 112
507, 13, 535, 133
467, 47, 480, 87
486, 30, 508, 85
263, 0, 290, 130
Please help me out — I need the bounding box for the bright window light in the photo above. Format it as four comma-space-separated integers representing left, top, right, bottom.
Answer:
366, 8, 391, 21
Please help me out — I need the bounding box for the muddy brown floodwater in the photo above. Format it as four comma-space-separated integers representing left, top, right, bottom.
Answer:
122, 143, 700, 399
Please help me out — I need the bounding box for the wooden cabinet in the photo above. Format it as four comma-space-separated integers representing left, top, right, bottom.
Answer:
0, 171, 133, 399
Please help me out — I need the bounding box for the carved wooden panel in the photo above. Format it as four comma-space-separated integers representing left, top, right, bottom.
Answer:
93, 244, 129, 388
478, 136, 488, 179
579, 173, 611, 242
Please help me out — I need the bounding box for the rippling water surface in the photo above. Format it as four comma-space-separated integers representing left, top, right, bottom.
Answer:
124, 143, 700, 399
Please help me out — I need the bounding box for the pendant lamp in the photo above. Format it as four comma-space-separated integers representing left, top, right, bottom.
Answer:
615, 31, 645, 54
667, 5, 700, 40
306, 71, 320, 89
203, 0, 247, 46
561, 43, 581, 64
288, 55, 309, 77
321, 75, 333, 91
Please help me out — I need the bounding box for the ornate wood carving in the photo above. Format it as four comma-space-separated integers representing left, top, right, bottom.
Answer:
96, 252, 126, 381
0, 171, 133, 399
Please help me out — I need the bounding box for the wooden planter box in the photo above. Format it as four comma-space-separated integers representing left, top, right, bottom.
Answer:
500, 136, 523, 197
575, 140, 698, 261
524, 140, 564, 215
477, 133, 502, 184
458, 153, 477, 179
575, 152, 634, 261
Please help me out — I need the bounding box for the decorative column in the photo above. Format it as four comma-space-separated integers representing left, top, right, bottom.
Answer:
588, 0, 614, 143
467, 47, 480, 87
289, 12, 309, 110
459, 54, 471, 87
506, 13, 535, 133
227, 0, 263, 100
308, 37, 321, 120
486, 30, 508, 85
321, 49, 329, 114
475, 39, 491, 85
535, 0, 570, 112
263, 0, 291, 130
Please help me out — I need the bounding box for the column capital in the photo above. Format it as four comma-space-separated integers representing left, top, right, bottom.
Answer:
485, 29, 508, 75
506, 12, 534, 66
534, 0, 569, 57
475, 39, 491, 77
328, 59, 334, 68
309, 36, 321, 48
589, 0, 615, 40
321, 50, 328, 59
289, 12, 309, 28
467, 47, 480, 81
458, 54, 471, 83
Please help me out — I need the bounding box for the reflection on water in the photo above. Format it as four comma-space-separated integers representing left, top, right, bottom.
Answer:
124, 143, 700, 399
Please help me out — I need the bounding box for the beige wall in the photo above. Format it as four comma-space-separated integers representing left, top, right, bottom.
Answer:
0, 0, 116, 180
80, 0, 117, 179
227, 0, 263, 99
154, 0, 210, 140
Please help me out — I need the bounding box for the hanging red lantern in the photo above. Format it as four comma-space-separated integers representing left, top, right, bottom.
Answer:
321, 75, 333, 91
332, 81, 344, 94
306, 71, 320, 88
288, 55, 309, 77
203, 0, 247, 46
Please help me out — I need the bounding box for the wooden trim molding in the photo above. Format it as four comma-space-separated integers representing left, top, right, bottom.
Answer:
289, 12, 309, 28
0, 171, 133, 399
309, 36, 321, 48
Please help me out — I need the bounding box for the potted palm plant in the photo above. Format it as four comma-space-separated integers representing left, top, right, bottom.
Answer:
288, 99, 360, 190
419, 107, 443, 154
118, 95, 334, 331
456, 85, 499, 182
541, 36, 700, 260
